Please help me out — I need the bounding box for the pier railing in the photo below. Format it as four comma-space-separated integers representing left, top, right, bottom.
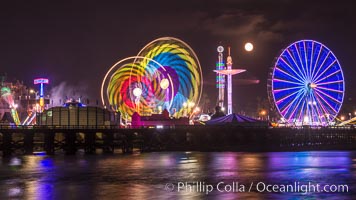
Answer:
0, 124, 354, 130
1, 125, 356, 157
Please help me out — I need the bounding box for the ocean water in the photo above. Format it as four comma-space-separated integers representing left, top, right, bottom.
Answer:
0, 151, 355, 199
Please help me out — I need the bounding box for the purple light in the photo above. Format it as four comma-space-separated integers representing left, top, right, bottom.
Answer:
269, 40, 344, 125
34, 78, 49, 84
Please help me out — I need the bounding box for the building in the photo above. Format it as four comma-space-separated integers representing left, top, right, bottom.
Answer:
37, 101, 119, 126
131, 109, 189, 128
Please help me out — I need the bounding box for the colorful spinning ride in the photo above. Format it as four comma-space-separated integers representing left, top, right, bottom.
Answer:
102, 37, 203, 119
268, 40, 345, 126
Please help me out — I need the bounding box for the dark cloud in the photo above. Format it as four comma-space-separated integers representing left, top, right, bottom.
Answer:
203, 12, 264, 36
0, 0, 355, 110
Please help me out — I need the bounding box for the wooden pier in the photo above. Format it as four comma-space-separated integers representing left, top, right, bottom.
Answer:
1, 125, 356, 157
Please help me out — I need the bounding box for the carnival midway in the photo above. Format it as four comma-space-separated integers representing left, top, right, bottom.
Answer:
0, 37, 355, 156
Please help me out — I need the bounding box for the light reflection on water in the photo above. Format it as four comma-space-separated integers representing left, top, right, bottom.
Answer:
0, 151, 355, 199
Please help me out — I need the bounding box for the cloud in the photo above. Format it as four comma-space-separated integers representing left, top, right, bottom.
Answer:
196, 0, 348, 43
202, 12, 265, 36
199, 9, 286, 44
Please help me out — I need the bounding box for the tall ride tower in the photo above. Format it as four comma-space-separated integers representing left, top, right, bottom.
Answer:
215, 46, 225, 108
34, 78, 49, 111
214, 47, 245, 115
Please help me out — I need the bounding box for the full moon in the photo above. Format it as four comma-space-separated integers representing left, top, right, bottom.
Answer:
244, 42, 253, 51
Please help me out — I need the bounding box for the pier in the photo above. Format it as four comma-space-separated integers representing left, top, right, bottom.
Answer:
1, 125, 356, 157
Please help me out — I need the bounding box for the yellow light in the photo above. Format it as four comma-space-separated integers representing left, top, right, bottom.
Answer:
160, 78, 169, 89
310, 83, 317, 88
188, 102, 195, 108
260, 110, 266, 116
39, 98, 44, 107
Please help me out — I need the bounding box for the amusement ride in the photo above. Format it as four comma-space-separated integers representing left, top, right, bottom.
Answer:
268, 40, 345, 126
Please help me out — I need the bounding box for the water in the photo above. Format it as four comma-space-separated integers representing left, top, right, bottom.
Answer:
0, 151, 355, 199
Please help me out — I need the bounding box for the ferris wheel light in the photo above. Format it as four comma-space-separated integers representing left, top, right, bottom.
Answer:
133, 87, 142, 97
101, 37, 202, 120
269, 40, 344, 126
188, 102, 195, 108
244, 42, 253, 51
160, 78, 169, 89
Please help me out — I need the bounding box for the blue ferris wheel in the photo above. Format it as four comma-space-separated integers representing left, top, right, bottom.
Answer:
269, 40, 345, 126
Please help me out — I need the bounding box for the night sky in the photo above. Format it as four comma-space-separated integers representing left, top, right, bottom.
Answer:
1, 0, 355, 111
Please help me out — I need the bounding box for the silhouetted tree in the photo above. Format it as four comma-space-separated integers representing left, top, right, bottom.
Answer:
211, 106, 225, 119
